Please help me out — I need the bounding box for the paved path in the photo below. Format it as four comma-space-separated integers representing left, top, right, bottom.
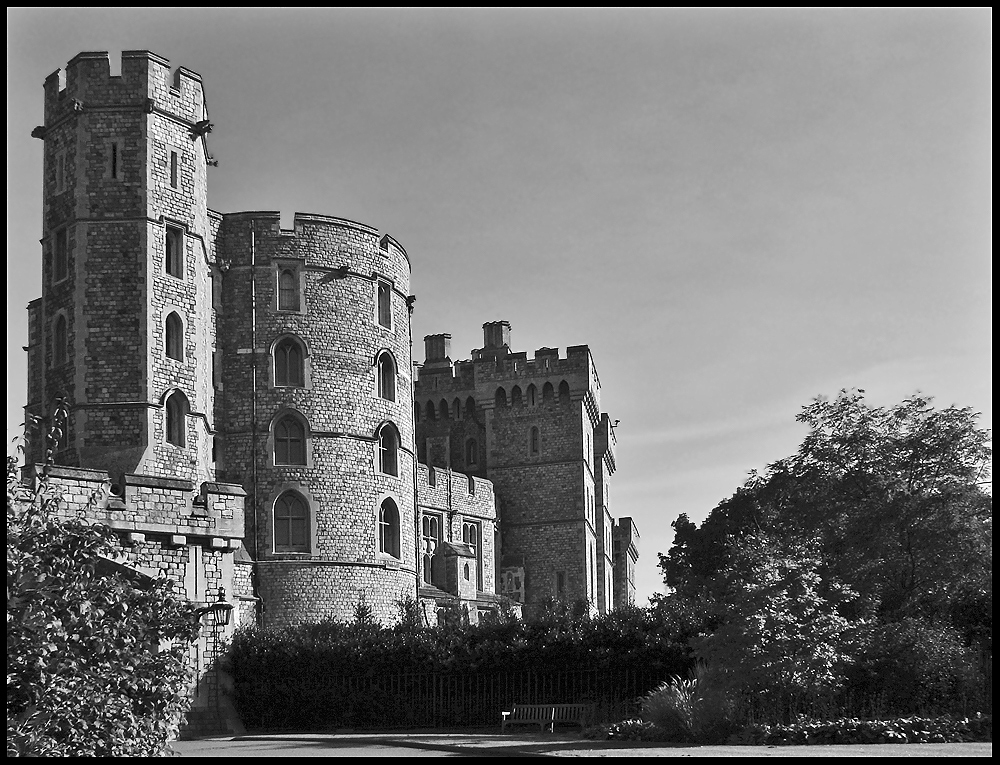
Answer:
171, 732, 992, 758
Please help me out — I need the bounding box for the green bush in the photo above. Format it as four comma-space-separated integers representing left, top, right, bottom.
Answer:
7, 458, 199, 756
639, 665, 741, 744
739, 714, 992, 745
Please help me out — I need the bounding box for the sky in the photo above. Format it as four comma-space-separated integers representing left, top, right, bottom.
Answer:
6, 8, 992, 604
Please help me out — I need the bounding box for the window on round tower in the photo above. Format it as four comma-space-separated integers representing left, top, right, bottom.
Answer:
274, 415, 307, 465
377, 352, 397, 401
278, 269, 300, 312
275, 337, 305, 387
274, 491, 309, 553
378, 423, 400, 476
379, 498, 400, 558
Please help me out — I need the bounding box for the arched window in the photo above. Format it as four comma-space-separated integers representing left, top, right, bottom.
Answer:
511, 386, 522, 406
542, 382, 554, 403
274, 415, 306, 465
530, 426, 540, 456
378, 423, 399, 476
422, 513, 440, 584
377, 280, 392, 328
495, 387, 507, 407
274, 337, 305, 387
465, 397, 476, 419
377, 352, 396, 401
274, 491, 309, 552
453, 398, 462, 421
425, 400, 436, 421
558, 380, 571, 404
465, 438, 478, 466
278, 269, 300, 312
379, 498, 400, 558
165, 312, 183, 361
526, 384, 537, 406
165, 390, 188, 447
439, 399, 449, 420
52, 314, 68, 367
463, 520, 483, 590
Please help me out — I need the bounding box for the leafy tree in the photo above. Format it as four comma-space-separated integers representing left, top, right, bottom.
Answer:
661, 391, 992, 638
691, 533, 862, 720
6, 455, 200, 756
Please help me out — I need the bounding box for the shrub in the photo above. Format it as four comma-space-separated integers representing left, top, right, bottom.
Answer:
639, 665, 741, 744
7, 457, 199, 756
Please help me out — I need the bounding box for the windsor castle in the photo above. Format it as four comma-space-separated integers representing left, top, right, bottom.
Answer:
21, 51, 640, 732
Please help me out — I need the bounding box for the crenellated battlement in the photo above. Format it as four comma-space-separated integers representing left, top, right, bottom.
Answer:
415, 335, 601, 412
43, 51, 207, 130
26, 464, 245, 547
416, 462, 494, 512
216, 211, 409, 269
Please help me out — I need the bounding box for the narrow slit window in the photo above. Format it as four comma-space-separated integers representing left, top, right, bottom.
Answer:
377, 281, 392, 329
165, 227, 183, 278
165, 312, 184, 361
110, 142, 119, 179
170, 150, 179, 189
53, 229, 68, 283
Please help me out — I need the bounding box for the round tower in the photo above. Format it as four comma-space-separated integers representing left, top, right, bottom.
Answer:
216, 213, 416, 626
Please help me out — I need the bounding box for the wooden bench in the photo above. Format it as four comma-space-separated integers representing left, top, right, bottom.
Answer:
500, 703, 590, 733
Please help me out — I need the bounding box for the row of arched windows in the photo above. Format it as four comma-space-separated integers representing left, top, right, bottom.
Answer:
414, 381, 571, 421
268, 411, 401, 476
272, 490, 401, 558
496, 381, 570, 408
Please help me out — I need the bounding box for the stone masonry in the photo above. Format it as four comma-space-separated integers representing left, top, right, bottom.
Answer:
21, 49, 637, 729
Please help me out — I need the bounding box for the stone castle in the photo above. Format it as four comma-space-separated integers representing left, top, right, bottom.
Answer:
21, 51, 640, 726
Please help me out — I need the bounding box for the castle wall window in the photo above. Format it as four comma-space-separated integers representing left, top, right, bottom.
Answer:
53, 228, 68, 283
529, 426, 540, 456
425, 400, 436, 421
462, 520, 483, 590
376, 280, 392, 329
511, 386, 522, 406
377, 422, 400, 476
51, 314, 68, 367
277, 268, 300, 312
165, 312, 184, 361
495, 387, 507, 407
421, 513, 442, 584
526, 384, 537, 406
165, 390, 188, 447
110, 141, 119, 180
379, 498, 400, 558
542, 382, 554, 403
169, 150, 179, 189
465, 438, 478, 466
274, 415, 307, 465
559, 380, 571, 404
165, 226, 184, 278
377, 352, 397, 401
439, 399, 449, 420
453, 398, 462, 421
54, 151, 67, 194
274, 337, 305, 388
273, 491, 310, 553
465, 397, 476, 419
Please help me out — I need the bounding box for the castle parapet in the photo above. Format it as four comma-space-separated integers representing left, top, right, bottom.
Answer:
27, 465, 244, 548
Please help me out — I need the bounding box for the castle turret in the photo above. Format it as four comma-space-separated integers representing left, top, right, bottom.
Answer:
27, 51, 215, 485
